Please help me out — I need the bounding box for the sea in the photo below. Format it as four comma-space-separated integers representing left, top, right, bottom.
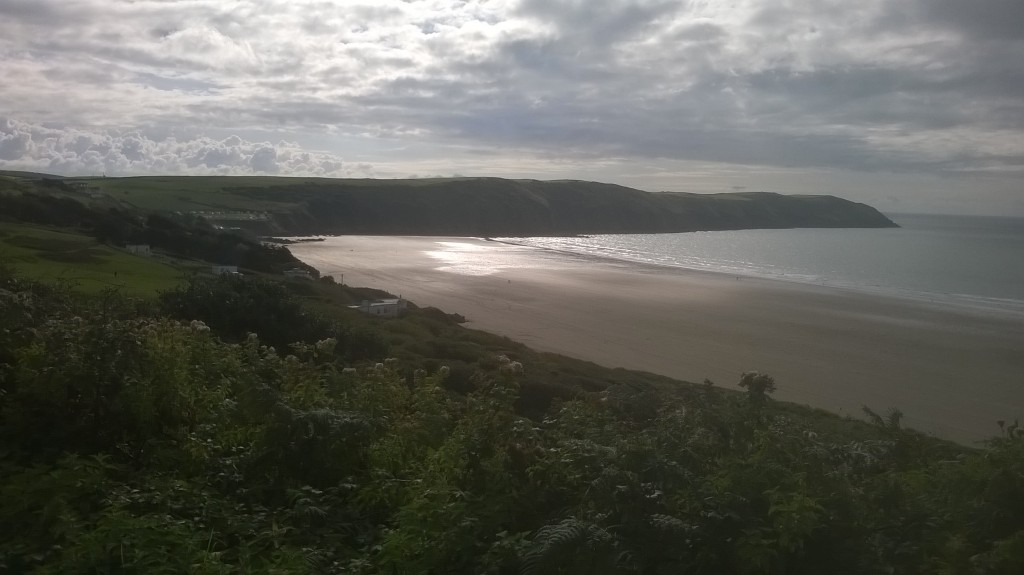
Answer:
497, 213, 1024, 317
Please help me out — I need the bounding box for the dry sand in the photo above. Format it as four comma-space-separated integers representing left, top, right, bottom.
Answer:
289, 236, 1024, 444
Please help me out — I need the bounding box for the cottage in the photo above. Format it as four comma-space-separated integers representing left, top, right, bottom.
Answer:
350, 298, 408, 318
125, 244, 151, 256
212, 265, 239, 275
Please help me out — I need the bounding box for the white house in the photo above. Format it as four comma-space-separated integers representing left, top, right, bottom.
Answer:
125, 244, 151, 256
350, 298, 408, 318
212, 265, 239, 275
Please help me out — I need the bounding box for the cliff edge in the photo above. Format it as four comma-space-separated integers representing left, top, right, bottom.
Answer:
235, 177, 897, 236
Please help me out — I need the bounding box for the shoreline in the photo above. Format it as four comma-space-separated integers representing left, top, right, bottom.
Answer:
288, 235, 1024, 444
488, 236, 1024, 321
301, 232, 1024, 321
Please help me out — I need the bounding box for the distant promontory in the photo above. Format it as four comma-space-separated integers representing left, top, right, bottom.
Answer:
41, 174, 898, 236
233, 178, 897, 236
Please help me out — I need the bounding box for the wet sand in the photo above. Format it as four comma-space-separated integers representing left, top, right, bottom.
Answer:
290, 236, 1024, 444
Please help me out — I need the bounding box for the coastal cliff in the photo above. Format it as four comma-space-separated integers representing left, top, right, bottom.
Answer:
236, 178, 897, 236
18, 173, 897, 237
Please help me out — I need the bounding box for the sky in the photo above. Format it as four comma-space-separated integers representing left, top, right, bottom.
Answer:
1, 0, 1022, 216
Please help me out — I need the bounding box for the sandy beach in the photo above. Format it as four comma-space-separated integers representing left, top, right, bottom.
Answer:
289, 236, 1024, 444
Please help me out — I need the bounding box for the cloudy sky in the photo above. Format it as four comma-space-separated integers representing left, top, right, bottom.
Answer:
1, 0, 1022, 215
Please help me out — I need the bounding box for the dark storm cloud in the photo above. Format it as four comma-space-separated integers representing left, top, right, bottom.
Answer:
924, 0, 1024, 41
0, 0, 80, 25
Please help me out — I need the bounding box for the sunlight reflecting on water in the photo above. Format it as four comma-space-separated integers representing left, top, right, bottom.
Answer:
425, 241, 512, 275
424, 240, 560, 276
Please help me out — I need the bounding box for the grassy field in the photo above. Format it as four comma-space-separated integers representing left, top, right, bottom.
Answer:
0, 223, 188, 297
69, 175, 300, 213
12, 174, 536, 222
73, 175, 503, 213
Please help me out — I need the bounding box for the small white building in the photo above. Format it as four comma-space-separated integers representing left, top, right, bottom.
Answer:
350, 298, 408, 318
125, 244, 151, 256
212, 265, 239, 275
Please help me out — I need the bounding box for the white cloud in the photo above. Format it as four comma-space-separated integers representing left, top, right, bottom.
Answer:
0, 117, 368, 177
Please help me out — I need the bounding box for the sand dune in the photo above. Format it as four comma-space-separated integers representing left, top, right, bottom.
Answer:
289, 236, 1024, 444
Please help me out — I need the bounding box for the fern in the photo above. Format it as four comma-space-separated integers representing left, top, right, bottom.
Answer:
519, 517, 614, 575
862, 406, 904, 433
649, 513, 693, 535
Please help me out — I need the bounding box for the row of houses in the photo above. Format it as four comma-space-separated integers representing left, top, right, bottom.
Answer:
70, 181, 106, 199
192, 210, 270, 222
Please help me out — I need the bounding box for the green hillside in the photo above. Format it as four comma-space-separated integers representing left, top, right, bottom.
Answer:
70, 175, 897, 236
0, 223, 186, 297
0, 174, 320, 292
3, 262, 1023, 574
2, 179, 1022, 574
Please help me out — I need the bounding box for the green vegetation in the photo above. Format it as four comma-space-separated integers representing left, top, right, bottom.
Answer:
1, 176, 317, 286
2, 266, 1023, 574
0, 223, 184, 297
63, 174, 898, 236
4, 172, 1020, 573
81, 176, 300, 213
